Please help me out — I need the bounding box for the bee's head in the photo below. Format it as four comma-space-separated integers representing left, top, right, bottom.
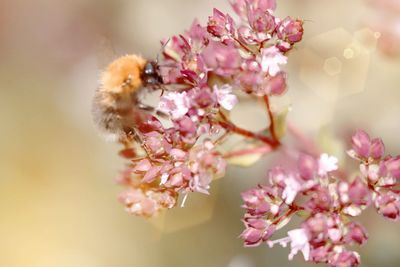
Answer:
141, 61, 163, 88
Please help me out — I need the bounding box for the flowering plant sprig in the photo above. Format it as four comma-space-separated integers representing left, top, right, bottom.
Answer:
240, 130, 400, 266
117, 0, 304, 217
101, 0, 400, 266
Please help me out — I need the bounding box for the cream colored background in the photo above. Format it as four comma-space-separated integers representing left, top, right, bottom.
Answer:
0, 0, 399, 266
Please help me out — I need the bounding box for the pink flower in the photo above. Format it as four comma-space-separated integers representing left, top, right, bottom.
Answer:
303, 213, 329, 238
328, 250, 360, 267
370, 138, 385, 159
119, 188, 177, 218
202, 40, 241, 77
240, 227, 264, 247
266, 72, 287, 95
247, 9, 276, 38
241, 219, 275, 247
351, 130, 371, 159
344, 222, 368, 245
213, 84, 238, 110
238, 130, 399, 265
349, 130, 386, 161
318, 153, 338, 176
306, 187, 334, 212
268, 228, 310, 261
276, 17, 304, 45
282, 175, 302, 204
174, 116, 197, 137
207, 8, 236, 40
347, 177, 371, 206
260, 46, 287, 76
241, 187, 271, 216
385, 155, 400, 179
143, 131, 172, 156
230, 0, 277, 19
187, 141, 226, 194
298, 153, 318, 180
375, 192, 400, 221
158, 91, 190, 120
287, 228, 311, 261
310, 246, 330, 263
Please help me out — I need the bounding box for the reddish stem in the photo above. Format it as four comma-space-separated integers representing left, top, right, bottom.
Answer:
263, 95, 280, 144
272, 205, 302, 226
218, 112, 279, 147
234, 37, 255, 55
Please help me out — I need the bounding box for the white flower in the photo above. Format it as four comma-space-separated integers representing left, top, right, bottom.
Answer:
267, 228, 310, 261
318, 153, 338, 176
158, 91, 190, 119
213, 84, 238, 110
282, 175, 301, 204
287, 228, 310, 261
261, 46, 287, 76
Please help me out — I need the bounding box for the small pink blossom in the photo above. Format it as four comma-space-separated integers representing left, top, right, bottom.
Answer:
241, 187, 271, 216
328, 251, 360, 267
213, 84, 238, 110
207, 8, 236, 40
318, 153, 338, 176
302, 213, 329, 243
276, 17, 304, 45
298, 153, 318, 180
119, 188, 176, 218
143, 131, 172, 156
287, 228, 311, 261
268, 228, 310, 261
248, 9, 276, 34
375, 192, 400, 221
202, 40, 241, 77
260, 46, 287, 76
347, 177, 371, 206
241, 219, 275, 247
282, 175, 302, 204
344, 222, 368, 246
310, 246, 330, 263
351, 130, 371, 159
370, 138, 385, 159
385, 155, 400, 179
267, 72, 287, 95
230, 0, 277, 19
158, 91, 190, 120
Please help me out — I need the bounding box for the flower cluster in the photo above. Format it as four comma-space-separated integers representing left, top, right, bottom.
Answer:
240, 130, 400, 266
117, 115, 226, 217
116, 0, 303, 217
162, 0, 303, 96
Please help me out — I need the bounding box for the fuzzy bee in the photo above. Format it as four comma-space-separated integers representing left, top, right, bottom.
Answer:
93, 54, 164, 146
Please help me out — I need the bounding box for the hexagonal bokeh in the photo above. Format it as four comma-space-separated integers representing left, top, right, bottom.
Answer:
149, 183, 220, 234
297, 27, 379, 102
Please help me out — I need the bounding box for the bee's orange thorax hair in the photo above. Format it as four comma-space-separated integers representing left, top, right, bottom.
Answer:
100, 54, 147, 96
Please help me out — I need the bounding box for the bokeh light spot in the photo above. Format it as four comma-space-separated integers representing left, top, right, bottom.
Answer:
343, 48, 355, 59
324, 57, 342, 76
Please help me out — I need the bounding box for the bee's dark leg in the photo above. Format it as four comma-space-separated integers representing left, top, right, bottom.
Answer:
155, 110, 169, 119
137, 101, 168, 119
125, 128, 156, 160
137, 103, 155, 112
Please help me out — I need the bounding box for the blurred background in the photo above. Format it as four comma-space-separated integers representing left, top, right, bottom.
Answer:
0, 0, 399, 266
